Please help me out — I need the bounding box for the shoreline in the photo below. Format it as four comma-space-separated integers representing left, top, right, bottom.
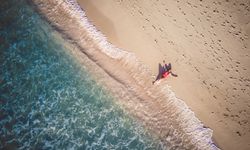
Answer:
1, 1, 167, 148
77, 0, 250, 149
30, 0, 218, 149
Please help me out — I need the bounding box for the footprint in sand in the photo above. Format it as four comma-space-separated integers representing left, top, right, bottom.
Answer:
236, 131, 241, 136
223, 113, 229, 117
152, 25, 156, 30
138, 10, 143, 15
181, 11, 186, 15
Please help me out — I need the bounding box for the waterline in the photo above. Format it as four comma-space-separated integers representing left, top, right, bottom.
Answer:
28, 0, 219, 149
0, 0, 163, 149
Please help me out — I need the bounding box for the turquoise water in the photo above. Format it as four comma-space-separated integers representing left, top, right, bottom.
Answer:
0, 0, 163, 149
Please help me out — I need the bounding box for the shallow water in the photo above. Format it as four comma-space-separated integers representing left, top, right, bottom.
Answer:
0, 0, 163, 149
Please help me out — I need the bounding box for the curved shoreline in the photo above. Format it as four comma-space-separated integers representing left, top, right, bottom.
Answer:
29, 0, 219, 149
77, 1, 250, 150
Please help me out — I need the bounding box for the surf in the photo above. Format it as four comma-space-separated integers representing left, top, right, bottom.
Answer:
0, 0, 164, 149
29, 0, 219, 149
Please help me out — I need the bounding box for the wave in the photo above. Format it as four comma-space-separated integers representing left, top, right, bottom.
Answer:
29, 0, 219, 149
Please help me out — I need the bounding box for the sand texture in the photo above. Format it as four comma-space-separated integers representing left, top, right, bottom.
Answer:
77, 0, 250, 149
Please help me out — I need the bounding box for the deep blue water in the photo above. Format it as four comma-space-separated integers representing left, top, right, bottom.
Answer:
0, 0, 162, 149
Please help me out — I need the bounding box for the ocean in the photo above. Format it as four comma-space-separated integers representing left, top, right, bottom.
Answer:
0, 0, 162, 149
0, 0, 219, 149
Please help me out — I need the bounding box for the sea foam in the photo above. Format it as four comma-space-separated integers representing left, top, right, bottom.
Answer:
30, 0, 220, 149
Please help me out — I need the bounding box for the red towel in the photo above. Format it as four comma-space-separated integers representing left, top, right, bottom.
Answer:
162, 71, 170, 78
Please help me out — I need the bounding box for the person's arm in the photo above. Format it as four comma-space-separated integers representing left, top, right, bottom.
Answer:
170, 71, 178, 77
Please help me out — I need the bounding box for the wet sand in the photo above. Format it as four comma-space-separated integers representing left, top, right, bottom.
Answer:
77, 0, 250, 149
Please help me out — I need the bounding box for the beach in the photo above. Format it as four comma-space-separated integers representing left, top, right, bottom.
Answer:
1, 0, 248, 149
77, 0, 250, 149
0, 0, 164, 149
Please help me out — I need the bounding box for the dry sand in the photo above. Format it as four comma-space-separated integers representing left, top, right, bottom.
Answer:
77, 0, 250, 149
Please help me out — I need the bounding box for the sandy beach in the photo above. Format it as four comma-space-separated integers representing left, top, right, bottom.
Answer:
77, 0, 250, 149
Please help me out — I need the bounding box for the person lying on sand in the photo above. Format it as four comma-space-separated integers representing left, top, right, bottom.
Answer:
152, 60, 178, 84
163, 60, 171, 72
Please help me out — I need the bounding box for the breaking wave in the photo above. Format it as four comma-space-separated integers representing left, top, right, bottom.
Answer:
30, 0, 219, 149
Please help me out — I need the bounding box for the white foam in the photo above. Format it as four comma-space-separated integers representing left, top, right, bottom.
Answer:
30, 0, 220, 149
